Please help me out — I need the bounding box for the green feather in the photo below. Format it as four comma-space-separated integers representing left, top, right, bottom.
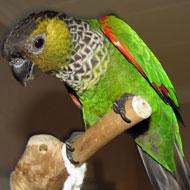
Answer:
78, 16, 183, 172
99, 16, 179, 107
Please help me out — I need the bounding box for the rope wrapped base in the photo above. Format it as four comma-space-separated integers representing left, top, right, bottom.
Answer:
62, 144, 87, 190
10, 95, 152, 190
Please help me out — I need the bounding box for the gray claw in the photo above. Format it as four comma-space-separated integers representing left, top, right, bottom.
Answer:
113, 93, 134, 123
65, 131, 84, 165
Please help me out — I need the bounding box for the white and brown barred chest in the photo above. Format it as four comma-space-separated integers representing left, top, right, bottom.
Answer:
55, 16, 111, 93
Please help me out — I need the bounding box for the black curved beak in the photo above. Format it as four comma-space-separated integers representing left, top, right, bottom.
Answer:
9, 58, 36, 86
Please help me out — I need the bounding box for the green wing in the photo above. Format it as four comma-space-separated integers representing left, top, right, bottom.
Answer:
87, 16, 183, 172
99, 15, 179, 108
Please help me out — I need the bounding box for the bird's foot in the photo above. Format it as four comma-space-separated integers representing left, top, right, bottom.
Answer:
113, 93, 134, 123
65, 131, 84, 165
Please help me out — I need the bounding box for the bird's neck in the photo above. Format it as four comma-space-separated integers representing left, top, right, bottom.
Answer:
55, 16, 111, 94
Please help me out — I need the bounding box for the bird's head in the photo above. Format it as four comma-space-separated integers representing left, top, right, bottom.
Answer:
2, 11, 72, 86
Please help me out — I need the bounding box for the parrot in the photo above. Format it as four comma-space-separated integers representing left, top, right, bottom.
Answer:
2, 10, 190, 190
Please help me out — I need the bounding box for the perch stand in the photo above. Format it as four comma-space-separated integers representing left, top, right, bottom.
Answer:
10, 95, 152, 190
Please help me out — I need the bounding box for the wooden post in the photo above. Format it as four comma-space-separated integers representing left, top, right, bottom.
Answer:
10, 135, 67, 190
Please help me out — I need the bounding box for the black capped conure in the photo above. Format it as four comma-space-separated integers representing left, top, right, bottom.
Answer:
2, 11, 190, 190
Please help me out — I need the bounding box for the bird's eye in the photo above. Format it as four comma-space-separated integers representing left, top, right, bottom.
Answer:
34, 36, 44, 49
30, 33, 46, 54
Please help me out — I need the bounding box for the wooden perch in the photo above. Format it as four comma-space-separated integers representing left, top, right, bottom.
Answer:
72, 96, 152, 164
10, 95, 152, 190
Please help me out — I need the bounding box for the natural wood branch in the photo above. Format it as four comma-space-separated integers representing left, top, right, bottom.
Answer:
72, 95, 152, 164
10, 95, 152, 190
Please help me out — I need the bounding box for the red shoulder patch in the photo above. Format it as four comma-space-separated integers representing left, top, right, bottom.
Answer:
99, 16, 169, 103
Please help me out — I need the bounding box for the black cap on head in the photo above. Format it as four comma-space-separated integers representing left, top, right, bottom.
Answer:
2, 10, 60, 60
